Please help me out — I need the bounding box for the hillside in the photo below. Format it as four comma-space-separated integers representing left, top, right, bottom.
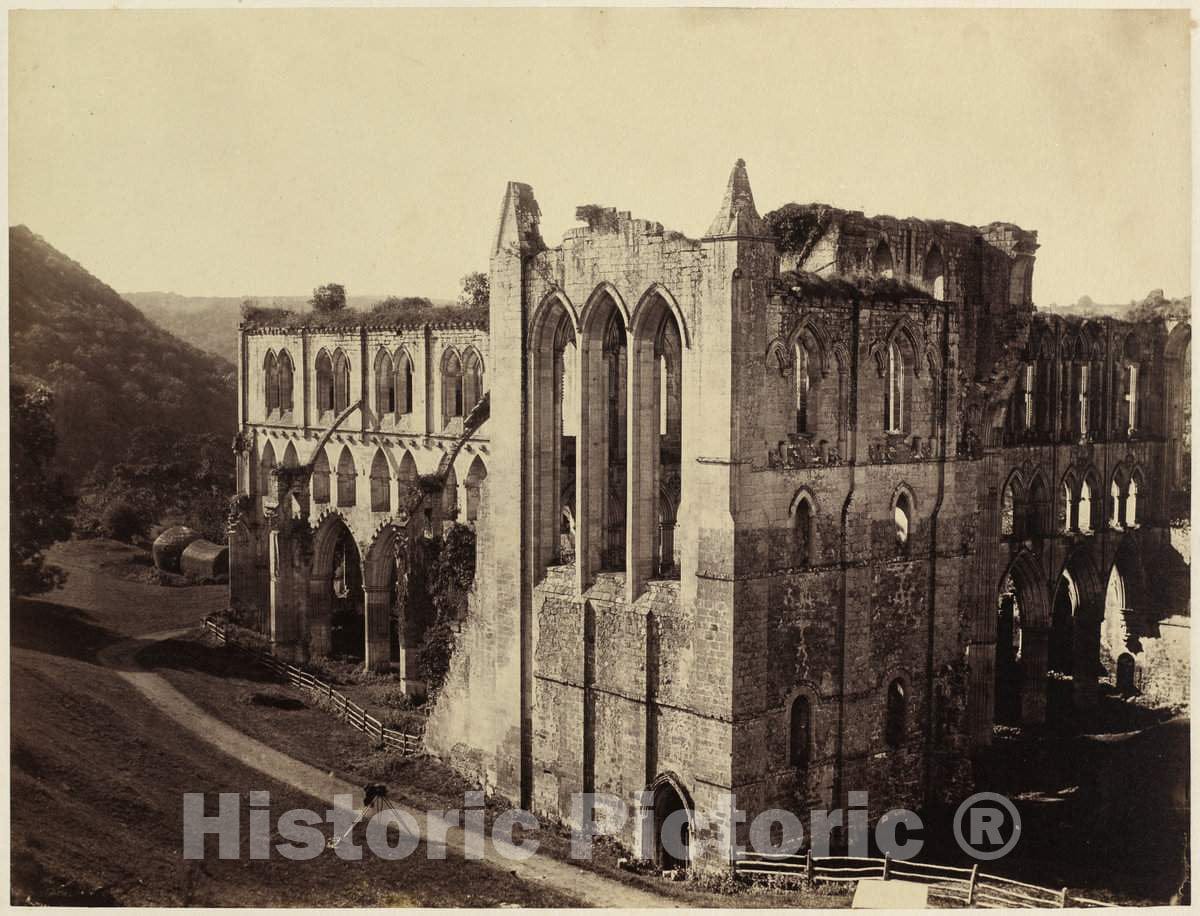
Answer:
9, 226, 237, 488
126, 292, 458, 363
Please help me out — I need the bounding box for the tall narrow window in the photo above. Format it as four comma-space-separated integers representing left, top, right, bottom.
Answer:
369, 449, 390, 512
794, 497, 814, 566
885, 679, 907, 748
659, 355, 669, 436
1077, 365, 1090, 439
796, 344, 811, 433
336, 447, 356, 507
1127, 476, 1139, 527
397, 351, 414, 416
894, 491, 912, 549
264, 352, 278, 414
1023, 365, 1035, 430
1062, 481, 1074, 532
316, 350, 335, 415
442, 351, 464, 426
885, 342, 904, 433
1127, 365, 1139, 433
463, 350, 483, 413
1001, 482, 1015, 536
1110, 480, 1122, 527
311, 448, 331, 503
277, 351, 294, 412
333, 351, 352, 414
790, 696, 812, 768
1078, 479, 1093, 533
375, 350, 396, 419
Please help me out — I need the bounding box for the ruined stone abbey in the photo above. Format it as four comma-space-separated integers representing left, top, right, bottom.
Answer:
228, 161, 1190, 869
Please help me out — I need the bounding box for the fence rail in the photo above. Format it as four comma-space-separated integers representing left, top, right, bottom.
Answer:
734, 851, 1115, 908
202, 618, 424, 756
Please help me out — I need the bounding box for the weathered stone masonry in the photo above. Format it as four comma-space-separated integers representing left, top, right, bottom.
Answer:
230, 160, 1189, 870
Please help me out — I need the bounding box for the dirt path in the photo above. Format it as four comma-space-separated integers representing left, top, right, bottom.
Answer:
99, 629, 676, 908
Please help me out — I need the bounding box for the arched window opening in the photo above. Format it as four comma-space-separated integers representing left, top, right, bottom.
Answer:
398, 351, 414, 415
336, 447, 357, 507
1022, 364, 1035, 430
1074, 363, 1090, 440
277, 351, 294, 412
259, 441, 276, 498
263, 352, 279, 414
561, 339, 579, 439
1028, 477, 1047, 538
463, 350, 484, 414
894, 491, 912, 551
316, 350, 335, 415
885, 679, 907, 748
375, 350, 396, 419
442, 351, 464, 427
1001, 481, 1016, 537
1061, 480, 1074, 532
656, 489, 679, 579
789, 696, 812, 769
872, 240, 894, 278
369, 450, 390, 512
924, 246, 946, 301
332, 351, 352, 414
311, 448, 331, 504
1126, 364, 1140, 434
659, 355, 669, 436
1078, 479, 1093, 533
465, 456, 488, 525
1127, 476, 1140, 527
1110, 479, 1123, 528
442, 464, 459, 521
884, 341, 905, 434
795, 339, 821, 435
794, 497, 814, 567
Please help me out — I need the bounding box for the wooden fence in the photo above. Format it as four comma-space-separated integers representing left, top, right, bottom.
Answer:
734, 851, 1115, 908
202, 617, 423, 756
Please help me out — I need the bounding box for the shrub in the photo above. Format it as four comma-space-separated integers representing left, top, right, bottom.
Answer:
103, 500, 149, 543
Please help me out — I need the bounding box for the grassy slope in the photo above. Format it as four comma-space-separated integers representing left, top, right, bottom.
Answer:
10, 543, 579, 907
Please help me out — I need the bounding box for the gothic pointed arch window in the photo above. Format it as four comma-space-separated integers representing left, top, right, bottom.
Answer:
336, 446, 357, 507
311, 447, 331, 504
1028, 475, 1048, 538
789, 695, 812, 769
1061, 478, 1074, 532
463, 350, 484, 414
375, 349, 396, 419
924, 245, 946, 301
1127, 473, 1141, 527
442, 350, 464, 427
872, 240, 894, 278
1022, 364, 1035, 430
1078, 477, 1094, 533
369, 449, 390, 512
277, 350, 294, 413
793, 494, 815, 567
884, 341, 906, 434
263, 351, 279, 414
396, 349, 414, 415
795, 335, 822, 435
316, 350, 335, 415
333, 350, 352, 414
259, 440, 276, 497
1001, 479, 1016, 537
894, 489, 913, 552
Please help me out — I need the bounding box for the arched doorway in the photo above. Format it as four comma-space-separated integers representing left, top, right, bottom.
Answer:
363, 522, 422, 681
995, 552, 1050, 725
649, 777, 692, 871
309, 514, 363, 661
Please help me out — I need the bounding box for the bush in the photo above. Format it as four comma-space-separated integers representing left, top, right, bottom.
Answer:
103, 500, 149, 543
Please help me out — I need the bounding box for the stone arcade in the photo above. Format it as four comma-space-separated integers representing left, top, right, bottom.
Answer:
228, 161, 1189, 870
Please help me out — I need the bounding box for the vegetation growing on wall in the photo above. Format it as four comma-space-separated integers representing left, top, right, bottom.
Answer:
778, 269, 935, 305
415, 523, 476, 694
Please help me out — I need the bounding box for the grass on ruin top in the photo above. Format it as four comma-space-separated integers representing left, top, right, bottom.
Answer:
241, 299, 487, 332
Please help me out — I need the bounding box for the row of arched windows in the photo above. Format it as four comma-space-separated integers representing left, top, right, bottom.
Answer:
265, 345, 485, 430
1001, 466, 1144, 537
790, 486, 914, 567
263, 350, 295, 415
868, 239, 947, 301
787, 678, 908, 772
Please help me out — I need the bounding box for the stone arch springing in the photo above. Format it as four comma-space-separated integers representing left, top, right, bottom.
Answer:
315, 349, 335, 415
530, 291, 579, 576
336, 446, 357, 508
369, 449, 390, 513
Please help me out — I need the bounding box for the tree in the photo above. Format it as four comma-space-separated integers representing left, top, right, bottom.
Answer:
458, 272, 489, 310
311, 283, 347, 313
11, 384, 75, 595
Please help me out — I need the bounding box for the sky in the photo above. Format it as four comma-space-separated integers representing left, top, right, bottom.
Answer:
9, 8, 1191, 306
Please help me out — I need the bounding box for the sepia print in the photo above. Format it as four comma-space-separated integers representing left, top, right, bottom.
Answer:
8, 7, 1192, 909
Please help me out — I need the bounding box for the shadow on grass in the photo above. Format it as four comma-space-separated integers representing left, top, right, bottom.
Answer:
134, 634, 281, 685
10, 596, 121, 663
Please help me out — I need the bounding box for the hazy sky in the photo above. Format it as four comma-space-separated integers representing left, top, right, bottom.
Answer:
9, 9, 1191, 306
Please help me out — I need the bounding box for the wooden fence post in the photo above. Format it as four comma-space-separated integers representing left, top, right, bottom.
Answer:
882, 853, 891, 880
968, 865, 978, 905
1060, 887, 1069, 907
805, 849, 814, 888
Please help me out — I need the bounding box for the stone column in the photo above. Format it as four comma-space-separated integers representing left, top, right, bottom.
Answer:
626, 331, 657, 603
1019, 627, 1049, 724
363, 584, 392, 672
269, 529, 305, 660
